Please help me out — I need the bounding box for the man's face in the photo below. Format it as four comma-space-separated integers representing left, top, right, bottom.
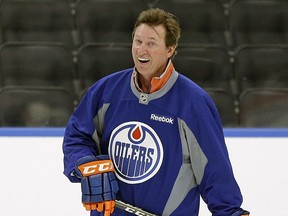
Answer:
132, 24, 175, 78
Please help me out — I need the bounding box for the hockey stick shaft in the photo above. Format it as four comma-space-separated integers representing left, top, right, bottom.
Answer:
115, 200, 158, 216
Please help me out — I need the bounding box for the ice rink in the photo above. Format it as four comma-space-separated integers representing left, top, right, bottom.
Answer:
0, 128, 287, 216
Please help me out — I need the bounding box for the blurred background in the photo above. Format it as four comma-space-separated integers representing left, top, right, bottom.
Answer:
0, 0, 287, 128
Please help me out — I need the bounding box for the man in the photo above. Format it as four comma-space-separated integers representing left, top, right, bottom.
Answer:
63, 8, 250, 216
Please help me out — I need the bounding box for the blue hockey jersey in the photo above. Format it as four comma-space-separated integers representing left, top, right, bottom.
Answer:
63, 64, 244, 216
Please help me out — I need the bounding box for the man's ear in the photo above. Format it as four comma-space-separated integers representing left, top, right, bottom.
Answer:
167, 45, 176, 58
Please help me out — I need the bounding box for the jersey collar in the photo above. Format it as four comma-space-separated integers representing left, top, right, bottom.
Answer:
133, 59, 175, 93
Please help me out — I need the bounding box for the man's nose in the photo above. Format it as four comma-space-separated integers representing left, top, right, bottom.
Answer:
137, 44, 147, 55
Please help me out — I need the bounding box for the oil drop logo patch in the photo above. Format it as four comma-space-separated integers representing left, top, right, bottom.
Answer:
109, 121, 163, 184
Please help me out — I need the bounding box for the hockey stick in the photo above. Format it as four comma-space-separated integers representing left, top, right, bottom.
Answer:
115, 200, 158, 216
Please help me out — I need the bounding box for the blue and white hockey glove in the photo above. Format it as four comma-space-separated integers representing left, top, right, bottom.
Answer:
75, 155, 119, 216
232, 209, 250, 216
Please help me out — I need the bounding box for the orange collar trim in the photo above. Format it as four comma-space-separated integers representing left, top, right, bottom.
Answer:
150, 60, 174, 93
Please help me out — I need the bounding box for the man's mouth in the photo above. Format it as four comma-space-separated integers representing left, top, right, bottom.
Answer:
138, 57, 150, 63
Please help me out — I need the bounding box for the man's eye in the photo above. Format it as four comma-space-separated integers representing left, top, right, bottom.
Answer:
148, 42, 156, 47
134, 40, 142, 45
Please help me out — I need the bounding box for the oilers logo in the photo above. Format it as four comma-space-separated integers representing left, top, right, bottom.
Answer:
109, 121, 163, 184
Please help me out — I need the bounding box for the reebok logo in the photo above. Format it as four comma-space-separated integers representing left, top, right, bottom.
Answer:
150, 114, 174, 124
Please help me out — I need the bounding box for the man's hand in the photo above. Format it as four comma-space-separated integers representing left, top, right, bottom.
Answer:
75, 155, 119, 216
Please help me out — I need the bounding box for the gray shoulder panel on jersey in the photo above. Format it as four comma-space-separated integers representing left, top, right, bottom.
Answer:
162, 118, 208, 215
92, 103, 110, 154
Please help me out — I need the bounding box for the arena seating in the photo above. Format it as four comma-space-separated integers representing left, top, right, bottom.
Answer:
174, 45, 233, 90
0, 0, 287, 127
228, 0, 288, 48
0, 42, 78, 97
153, 0, 227, 46
0, 86, 75, 127
76, 43, 133, 93
0, 0, 77, 46
239, 89, 288, 127
233, 45, 288, 92
76, 0, 145, 44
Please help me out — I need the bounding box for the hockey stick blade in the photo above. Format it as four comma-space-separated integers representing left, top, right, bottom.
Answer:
115, 200, 158, 216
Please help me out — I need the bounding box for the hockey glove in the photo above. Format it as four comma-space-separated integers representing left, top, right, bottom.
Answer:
231, 209, 250, 216
75, 155, 119, 216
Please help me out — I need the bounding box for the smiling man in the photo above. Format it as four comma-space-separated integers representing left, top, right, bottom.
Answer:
132, 23, 175, 92
63, 8, 250, 216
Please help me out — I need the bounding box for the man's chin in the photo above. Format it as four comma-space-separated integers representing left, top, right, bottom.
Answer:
135, 66, 149, 74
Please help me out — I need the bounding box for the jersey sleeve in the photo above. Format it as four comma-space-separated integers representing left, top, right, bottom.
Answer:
189, 93, 245, 215
62, 83, 106, 182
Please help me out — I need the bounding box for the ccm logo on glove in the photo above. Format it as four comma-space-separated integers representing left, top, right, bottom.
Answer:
78, 160, 114, 176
